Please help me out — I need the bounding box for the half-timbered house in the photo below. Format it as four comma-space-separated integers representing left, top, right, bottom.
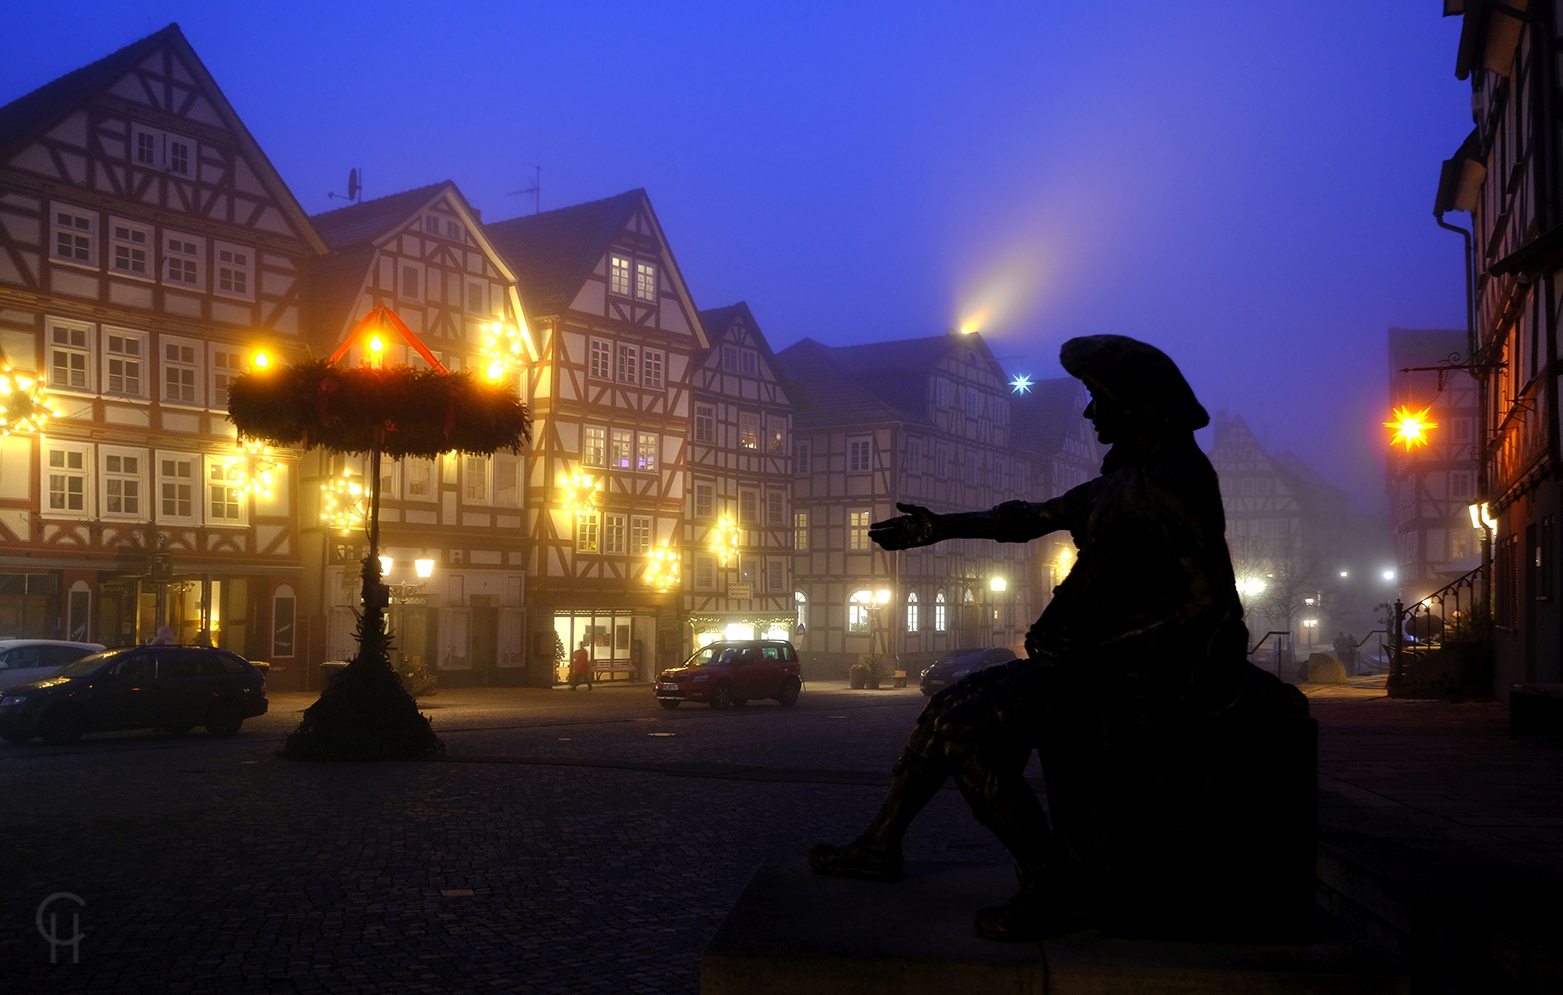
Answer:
0, 25, 325, 666
686, 303, 795, 649
487, 190, 705, 683
776, 332, 1039, 678
303, 181, 534, 687
1387, 328, 1483, 593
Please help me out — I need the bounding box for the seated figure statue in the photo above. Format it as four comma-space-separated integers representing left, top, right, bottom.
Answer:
809, 335, 1310, 942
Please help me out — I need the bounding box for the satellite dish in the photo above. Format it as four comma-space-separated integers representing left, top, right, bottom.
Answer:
347, 168, 361, 202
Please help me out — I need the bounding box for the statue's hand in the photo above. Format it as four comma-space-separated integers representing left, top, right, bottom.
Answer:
870, 503, 940, 550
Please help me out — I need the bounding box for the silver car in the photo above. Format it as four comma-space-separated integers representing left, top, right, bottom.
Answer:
0, 640, 106, 692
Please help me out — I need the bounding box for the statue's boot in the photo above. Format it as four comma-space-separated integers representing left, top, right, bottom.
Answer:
808, 750, 946, 883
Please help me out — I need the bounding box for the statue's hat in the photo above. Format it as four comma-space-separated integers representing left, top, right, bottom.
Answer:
1059, 335, 1209, 431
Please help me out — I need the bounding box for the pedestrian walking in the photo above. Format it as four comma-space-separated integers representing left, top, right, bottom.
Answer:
569, 639, 593, 690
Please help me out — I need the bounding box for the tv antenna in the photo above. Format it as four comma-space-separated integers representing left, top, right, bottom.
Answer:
328, 167, 363, 204
508, 163, 545, 215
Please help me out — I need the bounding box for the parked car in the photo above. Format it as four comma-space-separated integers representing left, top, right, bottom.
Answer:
919, 647, 1018, 696
655, 640, 802, 710
0, 640, 105, 692
0, 645, 268, 745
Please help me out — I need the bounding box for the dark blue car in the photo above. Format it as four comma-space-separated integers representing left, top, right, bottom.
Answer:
0, 646, 268, 744
918, 647, 1018, 696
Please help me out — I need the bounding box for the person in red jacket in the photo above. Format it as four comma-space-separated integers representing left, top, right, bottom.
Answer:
569, 639, 592, 690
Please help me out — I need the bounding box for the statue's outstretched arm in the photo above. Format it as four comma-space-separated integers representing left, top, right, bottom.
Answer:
870, 495, 1079, 551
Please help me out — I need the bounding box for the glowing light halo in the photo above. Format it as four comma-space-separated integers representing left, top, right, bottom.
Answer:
1009, 374, 1033, 394
230, 436, 278, 500
645, 543, 681, 591
559, 469, 601, 514
1385, 405, 1437, 452
0, 367, 55, 436
709, 514, 741, 566
480, 320, 526, 384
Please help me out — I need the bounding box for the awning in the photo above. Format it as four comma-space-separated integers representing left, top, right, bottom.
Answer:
1434, 128, 1486, 215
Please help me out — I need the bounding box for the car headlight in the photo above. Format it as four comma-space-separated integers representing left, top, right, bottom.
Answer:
0, 695, 27, 707
920, 667, 933, 677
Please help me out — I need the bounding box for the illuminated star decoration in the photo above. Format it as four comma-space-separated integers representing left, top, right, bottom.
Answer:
1385, 405, 1437, 452
1009, 374, 1033, 395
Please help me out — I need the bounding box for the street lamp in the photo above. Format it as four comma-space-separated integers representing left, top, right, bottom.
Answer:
989, 576, 1007, 593
378, 556, 393, 577
415, 556, 435, 579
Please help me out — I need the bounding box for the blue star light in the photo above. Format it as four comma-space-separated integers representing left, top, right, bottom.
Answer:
1009, 374, 1033, 395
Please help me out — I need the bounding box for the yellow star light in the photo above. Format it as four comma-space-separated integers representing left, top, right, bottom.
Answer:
1385, 405, 1437, 452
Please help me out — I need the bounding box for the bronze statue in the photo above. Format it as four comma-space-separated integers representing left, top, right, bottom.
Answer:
809, 335, 1310, 942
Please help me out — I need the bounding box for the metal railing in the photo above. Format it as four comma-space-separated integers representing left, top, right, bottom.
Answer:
1389, 564, 1490, 696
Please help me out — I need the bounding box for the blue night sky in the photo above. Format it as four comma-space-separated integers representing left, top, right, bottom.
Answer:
2, 2, 1471, 511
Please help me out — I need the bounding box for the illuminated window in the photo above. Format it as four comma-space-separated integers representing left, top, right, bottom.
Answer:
795, 590, 807, 628
635, 261, 656, 301
849, 510, 871, 551
207, 458, 242, 523
611, 429, 633, 469
583, 426, 606, 467
740, 412, 759, 450
766, 416, 786, 453
406, 459, 434, 500
576, 511, 600, 552
934, 590, 947, 632
610, 256, 632, 296
906, 591, 919, 633
848, 590, 872, 633
793, 511, 808, 551
464, 456, 490, 503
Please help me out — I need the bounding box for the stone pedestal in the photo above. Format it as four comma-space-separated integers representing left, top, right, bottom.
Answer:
702, 860, 1406, 995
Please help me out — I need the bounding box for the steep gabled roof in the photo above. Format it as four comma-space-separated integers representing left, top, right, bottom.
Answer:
0, 23, 327, 255
697, 301, 802, 409
310, 181, 453, 248
485, 190, 644, 318
1011, 377, 1087, 456
773, 338, 903, 428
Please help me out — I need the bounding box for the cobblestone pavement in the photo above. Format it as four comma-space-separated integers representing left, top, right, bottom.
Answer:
6, 678, 1560, 993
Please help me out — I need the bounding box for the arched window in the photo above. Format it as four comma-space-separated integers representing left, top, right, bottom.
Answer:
934, 589, 947, 633
906, 591, 919, 633
963, 587, 975, 603
795, 590, 808, 629
848, 590, 873, 633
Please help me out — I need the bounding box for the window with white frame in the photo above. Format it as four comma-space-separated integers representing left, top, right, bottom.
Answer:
398, 458, 430, 500
576, 511, 600, 552
849, 438, 872, 472
794, 511, 808, 551
43, 442, 91, 518
48, 319, 92, 391
100, 447, 146, 520
848, 590, 872, 633
590, 339, 612, 380
164, 233, 202, 288
604, 513, 626, 554
934, 590, 947, 632
210, 345, 244, 410
207, 456, 244, 524
109, 219, 152, 278
739, 489, 758, 526
642, 349, 664, 389
631, 515, 652, 555
103, 329, 145, 398
694, 405, 715, 443
695, 554, 714, 589
611, 429, 633, 470
133, 126, 159, 168
694, 481, 714, 519
51, 204, 95, 266
609, 255, 632, 296
766, 490, 784, 527
162, 339, 200, 406
583, 425, 607, 467
767, 559, 784, 594
634, 261, 656, 301
400, 261, 422, 302
616, 343, 638, 384
637, 432, 658, 472
157, 452, 199, 523
739, 412, 759, 450
214, 243, 253, 300
906, 591, 920, 633
795, 590, 808, 628
494, 453, 520, 506
132, 125, 196, 176
463, 455, 490, 503
741, 349, 758, 376
849, 510, 871, 550
168, 134, 194, 175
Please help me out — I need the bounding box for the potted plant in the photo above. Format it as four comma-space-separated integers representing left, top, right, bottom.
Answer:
860, 653, 889, 690
849, 659, 869, 690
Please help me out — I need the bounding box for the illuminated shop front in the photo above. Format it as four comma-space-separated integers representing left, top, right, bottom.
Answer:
688, 614, 795, 652
553, 611, 659, 683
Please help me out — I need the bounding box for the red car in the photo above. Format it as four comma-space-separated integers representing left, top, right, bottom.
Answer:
655, 640, 802, 710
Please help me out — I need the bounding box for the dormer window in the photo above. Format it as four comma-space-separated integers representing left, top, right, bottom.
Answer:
130, 124, 197, 177
635, 262, 656, 301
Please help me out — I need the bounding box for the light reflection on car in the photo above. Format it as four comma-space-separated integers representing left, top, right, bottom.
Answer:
918, 647, 1018, 696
